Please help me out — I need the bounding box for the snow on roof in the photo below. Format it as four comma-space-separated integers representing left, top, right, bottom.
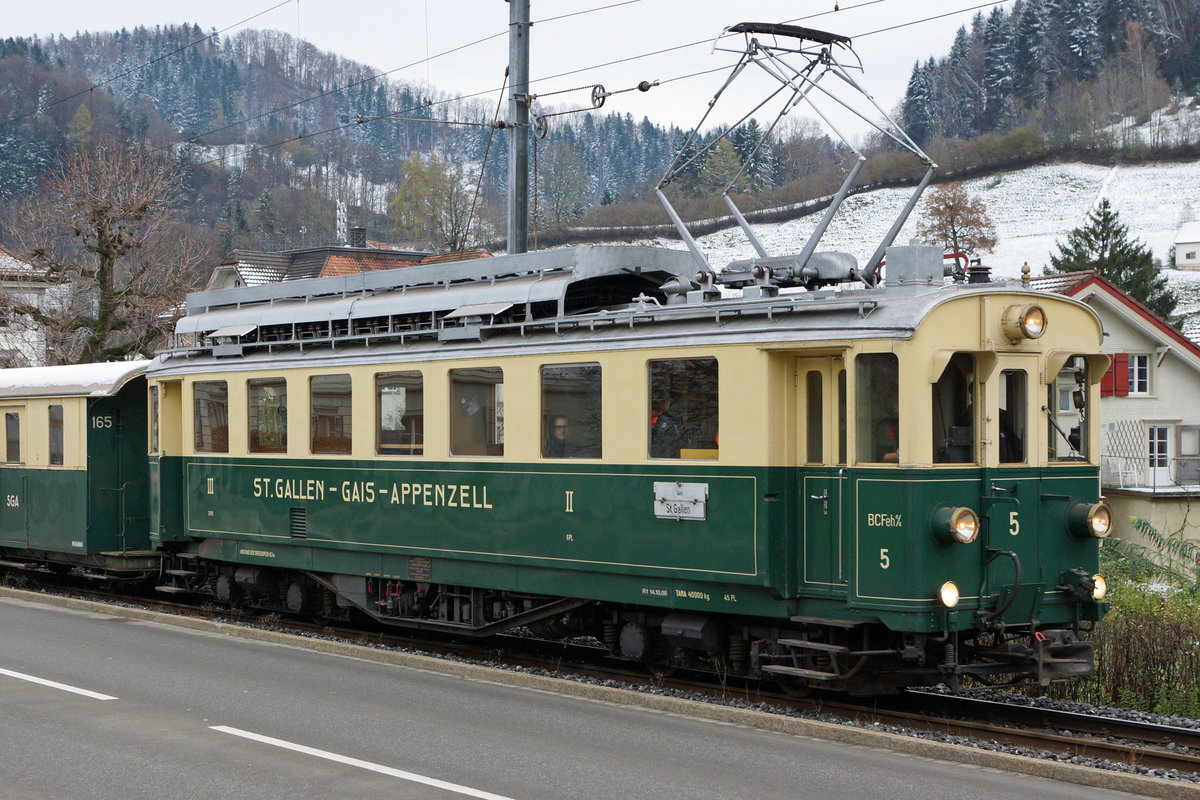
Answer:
0, 244, 47, 280
0, 360, 150, 399
1176, 221, 1200, 245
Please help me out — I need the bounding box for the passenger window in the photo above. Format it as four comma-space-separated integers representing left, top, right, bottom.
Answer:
248, 378, 287, 453
1000, 370, 1027, 463
49, 405, 63, 465
450, 368, 503, 456
4, 412, 18, 463
194, 381, 229, 453
377, 372, 424, 456
932, 353, 975, 464
310, 374, 352, 454
856, 353, 899, 463
648, 357, 718, 459
1049, 356, 1089, 461
541, 364, 601, 459
805, 370, 823, 463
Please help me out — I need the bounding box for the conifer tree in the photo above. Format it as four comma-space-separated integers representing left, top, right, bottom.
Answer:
1048, 198, 1177, 319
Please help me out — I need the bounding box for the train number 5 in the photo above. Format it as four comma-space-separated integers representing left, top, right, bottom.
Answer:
879, 548, 890, 569
1009, 510, 1020, 536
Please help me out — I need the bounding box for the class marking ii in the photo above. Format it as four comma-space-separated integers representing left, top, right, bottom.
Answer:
0, 667, 117, 700
210, 726, 517, 799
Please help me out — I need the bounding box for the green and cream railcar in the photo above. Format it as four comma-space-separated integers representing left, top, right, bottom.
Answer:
147, 244, 1109, 692
0, 361, 155, 576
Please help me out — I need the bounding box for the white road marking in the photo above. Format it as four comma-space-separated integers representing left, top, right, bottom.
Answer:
210, 726, 518, 799
0, 667, 117, 700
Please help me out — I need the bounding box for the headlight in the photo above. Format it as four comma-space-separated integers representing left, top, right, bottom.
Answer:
1069, 501, 1112, 539
938, 581, 960, 608
932, 506, 979, 545
1001, 303, 1047, 342
1092, 574, 1107, 600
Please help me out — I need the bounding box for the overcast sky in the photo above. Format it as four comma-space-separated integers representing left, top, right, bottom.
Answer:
7, 0, 1013, 141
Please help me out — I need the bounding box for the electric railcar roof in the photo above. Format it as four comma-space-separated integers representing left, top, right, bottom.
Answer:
158, 244, 1075, 367
0, 360, 150, 399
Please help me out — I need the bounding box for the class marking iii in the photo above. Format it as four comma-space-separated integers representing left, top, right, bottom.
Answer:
0, 667, 117, 700
210, 726, 518, 799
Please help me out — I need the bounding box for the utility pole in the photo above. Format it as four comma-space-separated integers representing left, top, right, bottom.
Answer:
506, 0, 530, 254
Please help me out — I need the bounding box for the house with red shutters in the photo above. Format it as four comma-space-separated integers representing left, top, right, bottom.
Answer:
1032, 270, 1200, 539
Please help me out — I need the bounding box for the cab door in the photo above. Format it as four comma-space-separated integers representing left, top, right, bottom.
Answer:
797, 356, 848, 596
982, 357, 1042, 620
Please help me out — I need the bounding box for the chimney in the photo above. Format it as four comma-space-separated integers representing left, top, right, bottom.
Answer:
348, 227, 367, 249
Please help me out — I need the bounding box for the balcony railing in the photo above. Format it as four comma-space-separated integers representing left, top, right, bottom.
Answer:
1102, 453, 1200, 492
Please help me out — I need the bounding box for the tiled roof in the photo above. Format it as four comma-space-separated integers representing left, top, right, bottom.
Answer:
213, 244, 494, 288
420, 250, 493, 266
1026, 270, 1095, 294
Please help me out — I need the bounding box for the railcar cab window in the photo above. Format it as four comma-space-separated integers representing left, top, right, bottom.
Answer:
310, 374, 352, 454
248, 378, 287, 454
541, 364, 601, 459
1000, 370, 1027, 463
48, 405, 63, 466
194, 380, 229, 453
4, 412, 19, 463
1049, 356, 1090, 461
377, 372, 423, 456
856, 353, 899, 463
648, 358, 718, 460
450, 368, 504, 456
932, 353, 976, 464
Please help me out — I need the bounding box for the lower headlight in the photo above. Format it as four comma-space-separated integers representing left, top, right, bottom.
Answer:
1092, 574, 1107, 600
1069, 501, 1113, 539
938, 581, 960, 608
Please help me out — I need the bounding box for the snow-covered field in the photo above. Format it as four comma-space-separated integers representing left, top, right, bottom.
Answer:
635, 158, 1200, 324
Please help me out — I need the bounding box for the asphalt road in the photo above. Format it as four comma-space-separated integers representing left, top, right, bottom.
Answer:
0, 594, 1147, 800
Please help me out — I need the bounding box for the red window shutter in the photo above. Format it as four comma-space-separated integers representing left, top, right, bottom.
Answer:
1100, 359, 1114, 396
1114, 353, 1130, 397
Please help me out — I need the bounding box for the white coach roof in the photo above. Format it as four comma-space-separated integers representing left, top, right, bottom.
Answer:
0, 360, 150, 399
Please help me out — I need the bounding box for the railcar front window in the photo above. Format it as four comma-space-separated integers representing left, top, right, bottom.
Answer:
377, 372, 423, 456
838, 369, 847, 465
856, 354, 899, 463
648, 358, 719, 460
310, 374, 352, 454
48, 405, 63, 465
806, 370, 823, 463
541, 364, 601, 459
450, 368, 504, 456
1000, 370, 1027, 463
1048, 356, 1090, 461
248, 378, 287, 454
932, 353, 975, 464
4, 412, 18, 463
194, 381, 229, 453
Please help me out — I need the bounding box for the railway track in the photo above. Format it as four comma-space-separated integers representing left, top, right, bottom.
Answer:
7, 571, 1199, 784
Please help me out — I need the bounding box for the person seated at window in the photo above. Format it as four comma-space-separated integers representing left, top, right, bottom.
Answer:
651, 395, 685, 459
875, 416, 900, 463
546, 414, 569, 458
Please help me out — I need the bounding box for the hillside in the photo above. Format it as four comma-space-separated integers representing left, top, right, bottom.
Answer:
634, 158, 1200, 325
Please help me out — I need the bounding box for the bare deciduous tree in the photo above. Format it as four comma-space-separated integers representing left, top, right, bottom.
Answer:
917, 181, 998, 257
3, 136, 208, 364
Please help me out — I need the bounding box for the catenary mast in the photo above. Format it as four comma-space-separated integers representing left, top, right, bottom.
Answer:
506, 0, 531, 254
